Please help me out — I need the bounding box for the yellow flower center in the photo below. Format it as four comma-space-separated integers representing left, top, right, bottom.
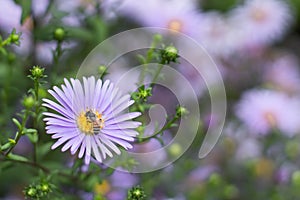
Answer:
263, 111, 277, 127
250, 8, 268, 23
76, 109, 105, 135
167, 19, 183, 32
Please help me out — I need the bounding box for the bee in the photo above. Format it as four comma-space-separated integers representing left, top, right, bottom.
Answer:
85, 109, 104, 134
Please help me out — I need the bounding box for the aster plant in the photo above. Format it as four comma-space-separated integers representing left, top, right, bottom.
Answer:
43, 76, 142, 164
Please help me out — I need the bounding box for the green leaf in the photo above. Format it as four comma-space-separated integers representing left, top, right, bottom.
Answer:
137, 54, 147, 64
25, 128, 37, 134
26, 132, 39, 143
170, 123, 178, 128
65, 27, 93, 41
12, 118, 22, 130
0, 142, 12, 151
7, 153, 29, 162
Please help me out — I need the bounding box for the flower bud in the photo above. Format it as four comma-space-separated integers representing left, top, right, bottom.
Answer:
176, 106, 189, 118
30, 66, 45, 79
11, 33, 20, 43
26, 187, 37, 198
53, 28, 65, 42
127, 185, 146, 200
98, 65, 108, 78
23, 95, 35, 109
135, 86, 152, 102
160, 45, 179, 64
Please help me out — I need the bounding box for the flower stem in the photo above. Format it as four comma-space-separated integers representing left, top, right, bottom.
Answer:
5, 110, 29, 156
137, 115, 179, 143
138, 35, 161, 85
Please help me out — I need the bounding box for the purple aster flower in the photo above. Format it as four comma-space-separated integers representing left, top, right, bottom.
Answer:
115, 0, 200, 36
229, 0, 291, 47
235, 89, 300, 136
263, 54, 300, 94
196, 12, 240, 57
42, 76, 141, 165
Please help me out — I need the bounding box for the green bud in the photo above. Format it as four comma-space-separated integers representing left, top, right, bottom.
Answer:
30, 66, 45, 79
98, 65, 108, 78
292, 171, 300, 186
176, 106, 189, 118
41, 183, 49, 192
23, 95, 35, 109
165, 45, 178, 55
11, 33, 20, 43
53, 28, 65, 42
168, 143, 182, 157
160, 45, 179, 64
127, 185, 146, 200
135, 86, 152, 101
26, 187, 37, 197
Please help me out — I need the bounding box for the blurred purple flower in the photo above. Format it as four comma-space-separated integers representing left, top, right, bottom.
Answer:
42, 76, 141, 165
196, 12, 239, 57
0, 0, 22, 31
264, 54, 300, 94
31, 0, 49, 17
229, 0, 291, 48
0, 0, 32, 56
116, 0, 200, 36
235, 89, 300, 136
275, 163, 295, 184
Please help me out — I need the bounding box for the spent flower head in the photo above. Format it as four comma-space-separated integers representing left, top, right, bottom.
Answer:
43, 76, 141, 164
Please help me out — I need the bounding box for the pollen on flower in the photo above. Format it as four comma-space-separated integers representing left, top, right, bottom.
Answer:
76, 110, 104, 135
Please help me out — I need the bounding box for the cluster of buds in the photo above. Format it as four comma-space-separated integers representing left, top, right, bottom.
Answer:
24, 179, 54, 200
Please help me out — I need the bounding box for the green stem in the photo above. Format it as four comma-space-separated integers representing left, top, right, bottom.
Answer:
0, 37, 11, 48
138, 36, 160, 85
0, 157, 78, 180
151, 63, 163, 85
137, 115, 179, 143
53, 41, 62, 71
5, 110, 29, 155
33, 79, 39, 163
